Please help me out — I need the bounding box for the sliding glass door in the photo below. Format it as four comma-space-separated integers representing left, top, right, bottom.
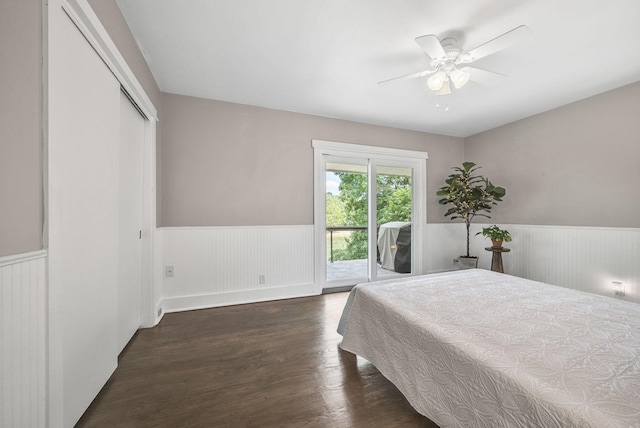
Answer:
314, 141, 426, 291
325, 159, 369, 284
373, 162, 414, 279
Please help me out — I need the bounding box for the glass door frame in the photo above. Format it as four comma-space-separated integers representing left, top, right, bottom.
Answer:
313, 140, 428, 293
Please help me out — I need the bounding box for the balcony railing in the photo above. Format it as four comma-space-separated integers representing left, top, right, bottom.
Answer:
326, 226, 367, 263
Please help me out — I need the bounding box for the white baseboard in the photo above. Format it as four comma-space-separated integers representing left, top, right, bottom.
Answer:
162, 282, 317, 313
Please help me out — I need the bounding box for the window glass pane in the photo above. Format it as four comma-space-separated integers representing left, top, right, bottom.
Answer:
325, 164, 368, 282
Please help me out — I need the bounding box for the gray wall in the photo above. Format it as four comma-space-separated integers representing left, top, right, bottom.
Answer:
465, 81, 640, 228
0, 0, 43, 256
0, 0, 163, 257
87, 0, 161, 110
13, 0, 635, 242
83, 1, 640, 230
160, 93, 464, 226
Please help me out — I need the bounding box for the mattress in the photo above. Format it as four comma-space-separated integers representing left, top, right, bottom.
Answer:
338, 269, 640, 427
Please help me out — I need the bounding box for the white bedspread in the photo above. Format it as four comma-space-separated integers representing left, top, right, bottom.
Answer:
338, 269, 640, 428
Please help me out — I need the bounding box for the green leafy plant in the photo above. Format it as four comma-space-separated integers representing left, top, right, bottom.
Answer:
436, 162, 506, 257
476, 225, 512, 247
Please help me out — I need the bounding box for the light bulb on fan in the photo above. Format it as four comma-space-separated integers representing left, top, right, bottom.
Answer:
427, 71, 446, 91
450, 67, 470, 89
435, 79, 451, 95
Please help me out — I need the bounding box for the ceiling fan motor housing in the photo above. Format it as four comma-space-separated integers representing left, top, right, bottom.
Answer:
428, 39, 470, 93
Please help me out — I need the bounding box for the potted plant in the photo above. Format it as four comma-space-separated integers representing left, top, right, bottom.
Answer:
476, 225, 512, 249
436, 162, 506, 268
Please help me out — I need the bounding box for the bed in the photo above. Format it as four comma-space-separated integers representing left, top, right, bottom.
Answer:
337, 269, 640, 427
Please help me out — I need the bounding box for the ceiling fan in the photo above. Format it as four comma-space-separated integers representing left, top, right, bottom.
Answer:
379, 25, 530, 95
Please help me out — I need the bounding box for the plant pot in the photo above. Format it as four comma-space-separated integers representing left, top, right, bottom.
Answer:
491, 239, 503, 249
453, 256, 478, 270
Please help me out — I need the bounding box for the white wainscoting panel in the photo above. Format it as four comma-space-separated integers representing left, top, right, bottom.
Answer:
0, 251, 47, 428
433, 223, 640, 305
424, 223, 466, 273
161, 226, 315, 312
159, 224, 638, 312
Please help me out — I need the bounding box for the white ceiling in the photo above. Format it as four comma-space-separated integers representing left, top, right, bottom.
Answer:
115, 0, 640, 138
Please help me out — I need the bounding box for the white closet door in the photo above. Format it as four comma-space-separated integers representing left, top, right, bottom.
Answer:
117, 92, 144, 353
48, 7, 120, 427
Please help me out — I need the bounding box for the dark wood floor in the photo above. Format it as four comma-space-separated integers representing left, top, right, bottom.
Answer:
77, 292, 439, 427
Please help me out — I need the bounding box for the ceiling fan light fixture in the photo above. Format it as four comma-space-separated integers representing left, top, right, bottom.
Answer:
450, 67, 471, 89
435, 79, 451, 95
427, 71, 446, 91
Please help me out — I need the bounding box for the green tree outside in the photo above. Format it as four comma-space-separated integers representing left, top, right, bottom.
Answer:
325, 192, 346, 227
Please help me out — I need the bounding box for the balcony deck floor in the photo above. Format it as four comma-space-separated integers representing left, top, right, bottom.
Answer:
326, 258, 410, 282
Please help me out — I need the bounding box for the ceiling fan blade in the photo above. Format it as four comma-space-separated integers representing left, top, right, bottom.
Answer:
465, 25, 531, 62
415, 35, 447, 61
377, 69, 435, 86
467, 67, 506, 86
